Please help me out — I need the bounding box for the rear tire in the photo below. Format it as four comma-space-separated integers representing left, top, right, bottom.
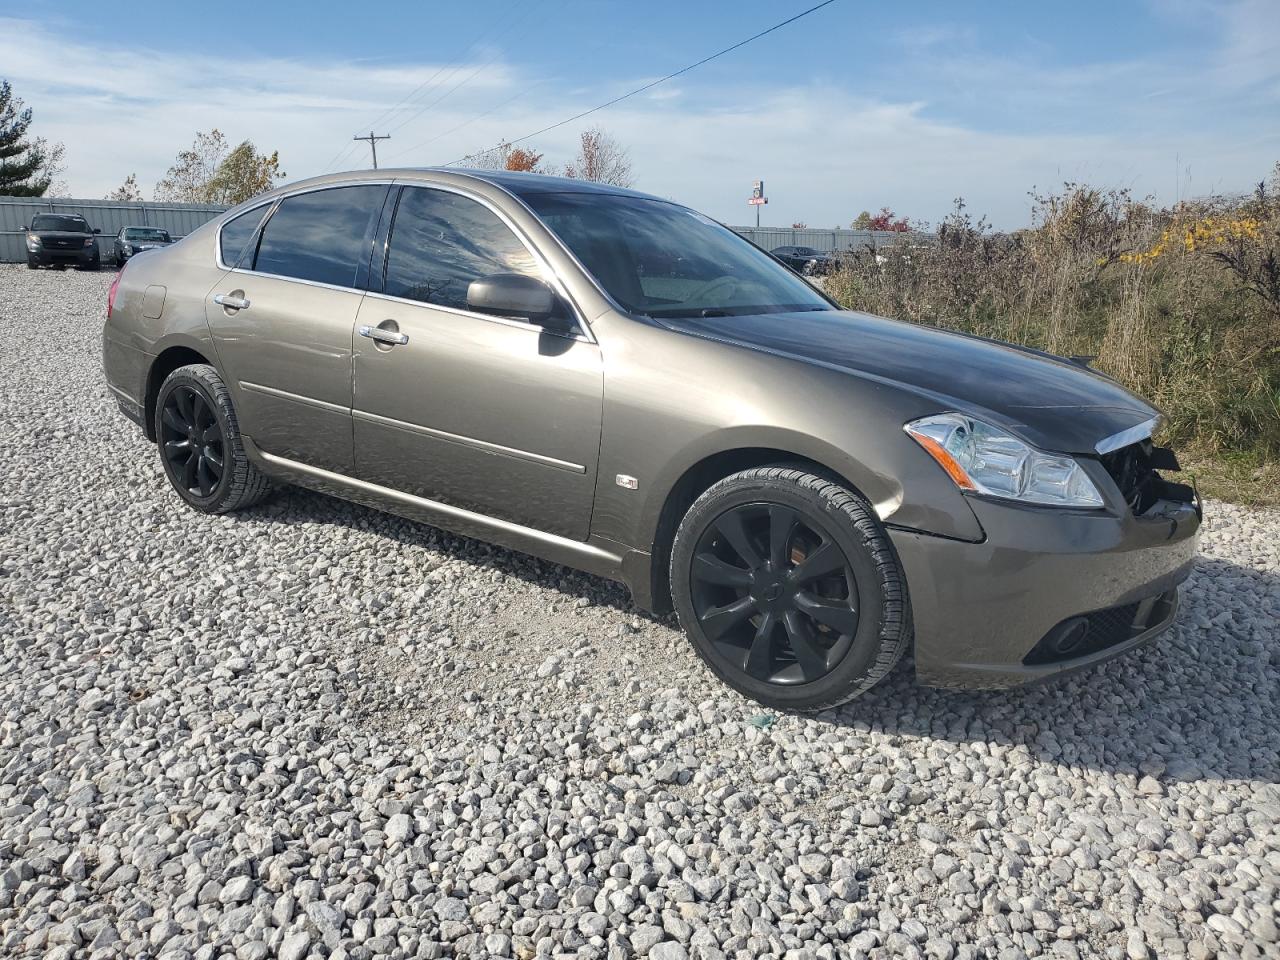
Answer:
154, 364, 271, 514
670, 466, 910, 711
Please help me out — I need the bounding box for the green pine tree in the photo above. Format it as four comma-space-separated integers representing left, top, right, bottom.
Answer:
0, 80, 52, 197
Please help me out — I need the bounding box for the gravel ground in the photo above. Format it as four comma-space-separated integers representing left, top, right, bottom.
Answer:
1, 263, 1277, 960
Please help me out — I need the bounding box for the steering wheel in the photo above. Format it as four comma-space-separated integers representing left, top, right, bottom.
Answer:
685, 275, 740, 307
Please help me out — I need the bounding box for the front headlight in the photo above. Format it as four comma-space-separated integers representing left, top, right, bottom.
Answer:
905, 412, 1104, 508
26, 234, 41, 250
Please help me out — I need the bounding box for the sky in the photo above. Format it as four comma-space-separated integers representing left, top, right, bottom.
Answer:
2, 0, 1278, 228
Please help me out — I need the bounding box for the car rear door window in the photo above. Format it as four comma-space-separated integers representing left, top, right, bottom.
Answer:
383, 186, 540, 311
253, 185, 386, 288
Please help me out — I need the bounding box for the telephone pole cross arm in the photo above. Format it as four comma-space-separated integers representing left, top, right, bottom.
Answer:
353, 131, 391, 169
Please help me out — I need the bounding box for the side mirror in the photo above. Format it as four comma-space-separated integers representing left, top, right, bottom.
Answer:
467, 274, 558, 325
93, 228, 101, 234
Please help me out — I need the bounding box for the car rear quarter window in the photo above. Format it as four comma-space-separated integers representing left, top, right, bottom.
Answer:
252, 185, 386, 288
384, 186, 539, 311
219, 206, 271, 268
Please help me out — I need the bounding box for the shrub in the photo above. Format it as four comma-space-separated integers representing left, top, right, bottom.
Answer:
824, 166, 1280, 459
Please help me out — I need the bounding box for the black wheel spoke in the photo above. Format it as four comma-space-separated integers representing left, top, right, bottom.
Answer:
768, 504, 796, 571
699, 595, 757, 641
204, 447, 224, 472
201, 424, 221, 443
692, 552, 753, 588
795, 592, 858, 635
789, 540, 845, 584
161, 408, 186, 433
745, 612, 778, 678
182, 451, 198, 490
164, 439, 189, 459
196, 456, 213, 496
783, 610, 830, 680
188, 392, 203, 429
175, 388, 194, 425
714, 511, 763, 570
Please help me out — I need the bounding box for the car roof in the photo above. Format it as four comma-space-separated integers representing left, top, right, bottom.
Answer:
264, 167, 668, 204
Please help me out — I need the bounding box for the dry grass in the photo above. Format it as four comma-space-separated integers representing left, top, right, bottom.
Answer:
824, 164, 1280, 500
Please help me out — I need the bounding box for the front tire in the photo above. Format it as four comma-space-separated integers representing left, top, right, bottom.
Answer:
154, 364, 271, 514
670, 466, 910, 711
26, 256, 38, 270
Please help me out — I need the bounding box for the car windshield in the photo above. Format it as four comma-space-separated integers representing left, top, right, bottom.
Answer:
522, 192, 831, 319
125, 228, 170, 242
31, 215, 89, 232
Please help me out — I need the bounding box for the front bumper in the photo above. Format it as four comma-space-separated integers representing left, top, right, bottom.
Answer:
31, 246, 99, 266
891, 494, 1200, 689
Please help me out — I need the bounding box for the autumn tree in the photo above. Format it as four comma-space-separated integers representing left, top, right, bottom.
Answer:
852, 207, 910, 232
206, 141, 284, 205
463, 141, 546, 173
105, 173, 144, 202
155, 130, 283, 204
0, 80, 64, 197
504, 145, 544, 173
563, 127, 633, 187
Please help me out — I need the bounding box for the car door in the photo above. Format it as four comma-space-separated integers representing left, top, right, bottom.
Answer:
205, 183, 390, 475
352, 184, 603, 541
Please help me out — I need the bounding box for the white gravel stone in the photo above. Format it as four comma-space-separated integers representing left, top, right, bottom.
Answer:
0, 265, 1277, 959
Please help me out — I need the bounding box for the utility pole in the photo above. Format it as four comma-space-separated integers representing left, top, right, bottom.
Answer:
353, 131, 391, 169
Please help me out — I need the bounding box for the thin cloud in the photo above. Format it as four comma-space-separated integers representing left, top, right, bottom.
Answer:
1, 8, 1274, 227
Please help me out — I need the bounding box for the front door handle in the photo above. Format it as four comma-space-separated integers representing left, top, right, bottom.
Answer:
213, 293, 250, 310
359, 324, 409, 346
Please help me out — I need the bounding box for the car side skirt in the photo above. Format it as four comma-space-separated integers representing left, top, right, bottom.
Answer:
243, 439, 630, 586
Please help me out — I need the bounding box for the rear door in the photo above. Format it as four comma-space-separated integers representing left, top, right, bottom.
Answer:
205, 183, 390, 474
351, 184, 603, 540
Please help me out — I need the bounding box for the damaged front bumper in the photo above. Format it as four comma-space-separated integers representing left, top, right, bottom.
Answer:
891, 440, 1201, 689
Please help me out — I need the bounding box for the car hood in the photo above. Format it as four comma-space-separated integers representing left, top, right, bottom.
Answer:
668, 309, 1160, 455
34, 230, 92, 240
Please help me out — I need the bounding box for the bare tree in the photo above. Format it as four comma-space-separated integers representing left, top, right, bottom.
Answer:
105, 173, 144, 202
562, 127, 633, 187
155, 129, 228, 203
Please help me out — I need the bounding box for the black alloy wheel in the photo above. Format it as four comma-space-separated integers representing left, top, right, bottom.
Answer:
153, 364, 272, 513
689, 502, 859, 685
160, 384, 225, 499
671, 466, 910, 711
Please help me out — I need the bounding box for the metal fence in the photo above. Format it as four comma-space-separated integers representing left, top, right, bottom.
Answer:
730, 226, 922, 253
0, 194, 924, 264
0, 196, 228, 263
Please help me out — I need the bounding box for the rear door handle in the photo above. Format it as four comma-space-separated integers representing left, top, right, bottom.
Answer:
213, 293, 250, 310
359, 324, 409, 346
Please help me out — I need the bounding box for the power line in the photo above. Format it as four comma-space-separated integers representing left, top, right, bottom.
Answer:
320, 0, 526, 173
386, 80, 551, 163
377, 1, 544, 140
444, 0, 840, 165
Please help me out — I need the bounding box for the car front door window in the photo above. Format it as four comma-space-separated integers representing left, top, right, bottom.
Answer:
383, 186, 568, 324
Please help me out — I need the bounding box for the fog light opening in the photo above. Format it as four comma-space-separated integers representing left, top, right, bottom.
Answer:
1049, 617, 1090, 657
